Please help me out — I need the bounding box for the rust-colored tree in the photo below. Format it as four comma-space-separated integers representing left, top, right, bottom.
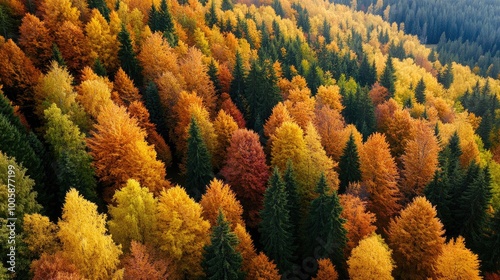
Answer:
200, 179, 245, 228
54, 21, 91, 73
247, 253, 281, 280
122, 241, 171, 280
31, 252, 84, 280
359, 133, 401, 230
314, 105, 346, 162
18, 13, 53, 68
233, 223, 258, 277
313, 259, 338, 280
388, 197, 445, 280
113, 68, 141, 105
220, 129, 270, 228
220, 93, 246, 128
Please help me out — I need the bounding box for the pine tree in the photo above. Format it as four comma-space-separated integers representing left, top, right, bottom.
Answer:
207, 59, 222, 95
143, 81, 168, 138
283, 161, 301, 243
259, 168, 295, 274
414, 78, 426, 104
205, 1, 218, 28
186, 118, 214, 200
358, 55, 376, 87
202, 211, 245, 280
305, 174, 347, 278
158, 0, 177, 46
148, 3, 160, 32
88, 0, 110, 20
229, 52, 247, 114
118, 24, 142, 86
221, 0, 233, 11
380, 55, 396, 98
51, 44, 66, 67
93, 58, 107, 77
338, 133, 361, 194
481, 209, 500, 272
439, 63, 454, 89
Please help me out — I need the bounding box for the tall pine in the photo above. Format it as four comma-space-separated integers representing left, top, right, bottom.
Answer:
186, 118, 214, 200
202, 211, 245, 280
229, 52, 246, 114
338, 133, 361, 194
380, 55, 396, 98
283, 161, 301, 245
259, 168, 295, 274
414, 78, 426, 104
143, 81, 168, 138
118, 25, 142, 86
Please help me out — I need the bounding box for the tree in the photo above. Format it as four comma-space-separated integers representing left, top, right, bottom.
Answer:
202, 211, 245, 280
54, 21, 91, 73
359, 133, 401, 229
388, 197, 445, 280
380, 55, 396, 97
58, 189, 122, 280
260, 168, 295, 273
248, 253, 281, 280
339, 194, 377, 255
233, 223, 257, 276
229, 52, 247, 114
22, 214, 59, 258
358, 55, 376, 87
283, 161, 301, 245
435, 237, 481, 280
113, 68, 141, 105
186, 118, 214, 200
438, 63, 453, 89
85, 10, 118, 71
316, 85, 344, 111
221, 0, 233, 10
118, 24, 142, 85
88, 0, 110, 20
221, 129, 269, 228
338, 133, 361, 194
200, 179, 244, 228
220, 93, 246, 128
143, 81, 168, 138
313, 259, 338, 280
38, 0, 80, 32
305, 174, 347, 278
347, 234, 394, 280
108, 179, 157, 252
31, 252, 84, 280
213, 109, 238, 169
482, 209, 500, 272
76, 78, 114, 119
314, 105, 346, 162
87, 103, 170, 202
122, 241, 171, 280
138, 32, 178, 82
18, 14, 53, 68
155, 186, 210, 279
414, 78, 426, 104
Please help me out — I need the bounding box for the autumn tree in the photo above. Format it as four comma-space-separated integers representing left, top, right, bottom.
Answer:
38, 0, 80, 33
263, 102, 292, 149
85, 10, 118, 71
108, 179, 157, 252
138, 32, 178, 82
359, 133, 401, 229
400, 120, 439, 202
388, 197, 445, 280
233, 223, 257, 276
186, 118, 214, 200
22, 214, 59, 258
76, 78, 114, 119
347, 235, 394, 280
248, 253, 281, 280
31, 252, 84, 280
54, 21, 91, 73
435, 237, 481, 280
260, 168, 295, 273
58, 189, 122, 280
314, 105, 346, 161
202, 211, 245, 280
221, 129, 270, 227
213, 109, 238, 169
316, 85, 343, 111
18, 13, 53, 68
113, 68, 141, 105
220, 93, 246, 128
339, 194, 376, 255
155, 186, 210, 279
200, 179, 244, 228
313, 259, 338, 280
87, 103, 170, 202
338, 133, 361, 194
122, 241, 170, 280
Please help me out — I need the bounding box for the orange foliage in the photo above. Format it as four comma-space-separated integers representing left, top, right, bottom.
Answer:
114, 68, 141, 105
31, 252, 84, 280
312, 259, 338, 280
213, 109, 238, 169
316, 85, 343, 111
314, 105, 346, 162
220, 93, 246, 128
138, 32, 179, 82
218, 63, 233, 94
54, 21, 91, 73
435, 237, 481, 280
248, 253, 281, 280
122, 241, 171, 280
369, 82, 389, 106
18, 13, 53, 68
200, 179, 245, 228
38, 0, 81, 32
234, 223, 258, 277
284, 88, 316, 129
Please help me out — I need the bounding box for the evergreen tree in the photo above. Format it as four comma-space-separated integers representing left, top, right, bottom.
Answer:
202, 211, 245, 280
358, 55, 376, 87
338, 133, 361, 193
272, 0, 285, 18
439, 63, 454, 89
118, 25, 143, 86
207, 59, 222, 95
93, 58, 107, 77
88, 0, 110, 20
481, 209, 500, 272
415, 77, 426, 104
221, 0, 233, 11
205, 0, 218, 28
51, 44, 66, 67
158, 0, 177, 46
380, 55, 396, 97
148, 4, 160, 32
259, 168, 295, 273
229, 52, 246, 114
306, 63, 323, 95
186, 118, 214, 200
305, 174, 347, 278
143, 81, 168, 138
283, 161, 301, 243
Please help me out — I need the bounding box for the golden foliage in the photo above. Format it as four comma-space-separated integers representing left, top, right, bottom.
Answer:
348, 235, 394, 280
200, 179, 245, 228
435, 237, 481, 280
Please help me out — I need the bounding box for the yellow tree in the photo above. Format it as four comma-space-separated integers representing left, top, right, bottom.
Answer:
263, 102, 293, 153
314, 105, 346, 162
23, 214, 59, 257
108, 179, 158, 252
155, 186, 210, 279
284, 88, 316, 129
359, 133, 401, 229
138, 32, 179, 82
347, 234, 395, 280
234, 223, 257, 277
87, 103, 170, 202
85, 9, 119, 71
435, 237, 481, 280
200, 179, 245, 228
113, 68, 141, 105
76, 79, 114, 119
388, 197, 445, 280
316, 85, 343, 111
58, 189, 122, 280
313, 259, 338, 280
213, 109, 238, 169
38, 0, 81, 32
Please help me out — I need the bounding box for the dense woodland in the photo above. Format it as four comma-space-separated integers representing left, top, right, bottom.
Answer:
0, 0, 499, 279
335, 0, 500, 79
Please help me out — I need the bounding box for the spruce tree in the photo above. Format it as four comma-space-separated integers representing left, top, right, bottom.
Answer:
283, 161, 301, 242
482, 209, 500, 272
338, 133, 361, 194
205, 1, 218, 28
143, 81, 168, 138
118, 25, 143, 86
259, 168, 295, 273
305, 173, 347, 278
88, 0, 110, 20
221, 0, 233, 11
158, 0, 177, 46
148, 3, 160, 32
93, 58, 107, 77
358, 55, 375, 87
207, 59, 222, 95
414, 78, 426, 104
439, 63, 454, 89
229, 51, 246, 114
186, 118, 214, 200
380, 55, 396, 98
202, 211, 245, 280
51, 44, 66, 67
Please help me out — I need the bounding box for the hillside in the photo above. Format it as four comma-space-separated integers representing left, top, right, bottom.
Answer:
0, 0, 499, 278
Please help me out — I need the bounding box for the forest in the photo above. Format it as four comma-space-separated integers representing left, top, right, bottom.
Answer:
0, 0, 499, 278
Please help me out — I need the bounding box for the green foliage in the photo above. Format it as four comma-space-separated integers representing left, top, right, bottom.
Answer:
143, 81, 168, 138
358, 54, 376, 87
342, 85, 376, 140
414, 78, 426, 104
221, 0, 233, 11
93, 58, 107, 77
260, 168, 295, 273
51, 44, 66, 67
207, 59, 221, 95
380, 55, 396, 97
438, 63, 454, 89
186, 118, 214, 200
230, 52, 247, 115
205, 1, 218, 27
88, 0, 110, 20
118, 25, 143, 86
202, 211, 244, 280
338, 133, 361, 193
283, 161, 301, 245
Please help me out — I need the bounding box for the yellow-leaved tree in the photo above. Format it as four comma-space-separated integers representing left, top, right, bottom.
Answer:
108, 179, 158, 252
347, 234, 395, 280
213, 109, 238, 169
200, 179, 244, 228
435, 237, 481, 280
58, 189, 122, 280
155, 186, 210, 279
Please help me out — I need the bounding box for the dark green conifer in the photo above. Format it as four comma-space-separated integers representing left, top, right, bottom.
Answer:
221, 0, 233, 11
143, 81, 168, 138
88, 0, 110, 20
229, 52, 247, 114
338, 133, 361, 194
118, 25, 143, 86
380, 55, 396, 97
202, 211, 245, 280
205, 0, 218, 28
414, 77, 426, 104
283, 161, 301, 241
51, 44, 66, 67
207, 59, 222, 95
93, 58, 107, 77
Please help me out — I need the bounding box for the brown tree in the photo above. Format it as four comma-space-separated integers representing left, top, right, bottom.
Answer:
312, 259, 339, 280
18, 13, 53, 68
122, 241, 171, 280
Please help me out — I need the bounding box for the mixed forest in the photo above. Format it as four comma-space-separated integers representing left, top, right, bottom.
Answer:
0, 0, 499, 278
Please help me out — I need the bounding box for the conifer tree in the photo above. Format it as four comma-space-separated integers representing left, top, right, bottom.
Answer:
158, 0, 177, 46
51, 44, 67, 67
283, 161, 301, 243
221, 0, 233, 11
207, 59, 222, 95
380, 55, 396, 97
229, 52, 247, 114
143, 81, 168, 138
305, 174, 347, 278
260, 168, 295, 274
439, 63, 454, 89
338, 133, 361, 194
93, 58, 107, 77
118, 24, 142, 86
358, 55, 376, 87
482, 209, 500, 272
414, 78, 426, 104
88, 0, 110, 20
148, 4, 160, 32
205, 1, 218, 28
202, 211, 245, 280
186, 118, 214, 200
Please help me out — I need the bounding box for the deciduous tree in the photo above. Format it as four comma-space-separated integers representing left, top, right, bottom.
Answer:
200, 179, 244, 228
122, 241, 171, 280
213, 109, 238, 169
347, 235, 394, 280
248, 253, 281, 280
435, 237, 481, 280
339, 194, 376, 255
313, 259, 338, 280
18, 14, 53, 68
